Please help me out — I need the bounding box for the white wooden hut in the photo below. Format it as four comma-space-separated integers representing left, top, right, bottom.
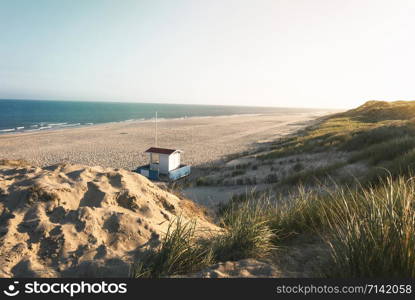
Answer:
145, 147, 182, 174
136, 147, 190, 181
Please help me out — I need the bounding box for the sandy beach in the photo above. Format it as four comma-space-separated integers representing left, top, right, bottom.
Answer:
0, 112, 331, 170
0, 111, 329, 170
0, 110, 333, 277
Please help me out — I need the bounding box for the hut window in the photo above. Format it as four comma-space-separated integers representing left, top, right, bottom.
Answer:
150, 153, 159, 164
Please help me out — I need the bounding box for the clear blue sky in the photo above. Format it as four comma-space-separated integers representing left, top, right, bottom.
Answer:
1, 0, 414, 108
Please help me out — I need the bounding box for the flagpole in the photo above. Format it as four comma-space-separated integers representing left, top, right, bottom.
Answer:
155, 111, 158, 147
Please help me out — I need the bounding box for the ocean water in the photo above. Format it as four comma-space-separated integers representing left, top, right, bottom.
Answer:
0, 99, 320, 134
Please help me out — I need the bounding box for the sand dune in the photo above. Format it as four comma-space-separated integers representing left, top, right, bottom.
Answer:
0, 160, 216, 277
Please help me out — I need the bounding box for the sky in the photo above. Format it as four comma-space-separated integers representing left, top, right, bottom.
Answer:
0, 0, 414, 109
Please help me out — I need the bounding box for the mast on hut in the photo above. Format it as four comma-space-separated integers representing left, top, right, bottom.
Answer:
155, 111, 158, 147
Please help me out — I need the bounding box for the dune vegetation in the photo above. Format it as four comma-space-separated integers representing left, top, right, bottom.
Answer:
261, 100, 415, 184
131, 100, 415, 278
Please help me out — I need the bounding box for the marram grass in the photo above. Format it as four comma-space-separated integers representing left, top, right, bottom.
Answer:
132, 175, 415, 278
325, 177, 415, 277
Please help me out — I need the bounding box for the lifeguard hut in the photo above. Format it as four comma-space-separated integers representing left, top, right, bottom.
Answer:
134, 112, 191, 181
136, 147, 191, 181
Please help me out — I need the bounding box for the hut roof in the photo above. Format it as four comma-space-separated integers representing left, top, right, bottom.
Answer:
144, 147, 181, 155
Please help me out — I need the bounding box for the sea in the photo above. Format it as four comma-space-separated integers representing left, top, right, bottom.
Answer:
0, 99, 322, 134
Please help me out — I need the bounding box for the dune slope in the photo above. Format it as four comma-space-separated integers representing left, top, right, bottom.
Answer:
0, 160, 216, 277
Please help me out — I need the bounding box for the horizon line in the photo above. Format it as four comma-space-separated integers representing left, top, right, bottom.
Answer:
0, 97, 345, 111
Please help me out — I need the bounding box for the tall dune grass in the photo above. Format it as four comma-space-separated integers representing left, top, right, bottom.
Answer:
270, 177, 415, 277
132, 174, 415, 278
325, 177, 415, 277
212, 200, 276, 261
248, 174, 415, 277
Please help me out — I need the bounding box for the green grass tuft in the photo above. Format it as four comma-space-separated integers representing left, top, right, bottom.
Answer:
131, 217, 214, 278
212, 200, 276, 261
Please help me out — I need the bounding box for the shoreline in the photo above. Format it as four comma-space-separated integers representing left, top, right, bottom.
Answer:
0, 111, 335, 170
0, 113, 266, 137
0, 109, 333, 137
